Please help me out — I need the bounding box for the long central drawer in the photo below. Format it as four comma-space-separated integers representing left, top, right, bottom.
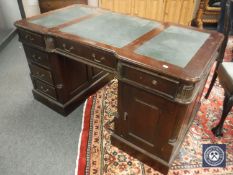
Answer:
55, 37, 117, 70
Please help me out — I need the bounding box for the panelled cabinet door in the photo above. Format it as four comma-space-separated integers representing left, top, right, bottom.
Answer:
90, 67, 103, 80
118, 82, 175, 161
179, 0, 195, 25
99, 0, 114, 10
164, 0, 182, 23
50, 55, 89, 103
133, 0, 148, 17
113, 0, 133, 15
146, 0, 165, 21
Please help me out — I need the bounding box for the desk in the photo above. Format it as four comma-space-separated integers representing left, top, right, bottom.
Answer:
15, 5, 223, 174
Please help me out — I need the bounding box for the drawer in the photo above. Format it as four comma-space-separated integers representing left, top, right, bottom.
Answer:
30, 64, 53, 84
88, 48, 117, 69
56, 38, 82, 56
24, 47, 50, 68
34, 79, 57, 99
121, 65, 179, 97
56, 38, 117, 69
18, 30, 45, 48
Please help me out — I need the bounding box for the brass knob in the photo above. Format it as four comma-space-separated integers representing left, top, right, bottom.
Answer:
152, 80, 157, 86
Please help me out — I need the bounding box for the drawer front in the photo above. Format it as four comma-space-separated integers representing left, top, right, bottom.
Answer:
18, 30, 45, 48
56, 38, 117, 69
24, 47, 50, 68
121, 65, 179, 97
34, 79, 57, 99
30, 64, 53, 84
56, 38, 82, 56
89, 48, 116, 69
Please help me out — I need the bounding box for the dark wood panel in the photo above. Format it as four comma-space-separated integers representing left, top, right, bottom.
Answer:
39, 0, 87, 13
18, 29, 45, 48
91, 67, 104, 80
24, 46, 50, 68
48, 54, 89, 103
62, 56, 89, 98
118, 82, 176, 162
32, 72, 113, 116
33, 78, 57, 99
30, 64, 53, 84
121, 64, 179, 98
55, 37, 117, 70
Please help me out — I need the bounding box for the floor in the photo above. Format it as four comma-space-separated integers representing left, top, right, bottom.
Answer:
0, 36, 84, 175
0, 29, 13, 42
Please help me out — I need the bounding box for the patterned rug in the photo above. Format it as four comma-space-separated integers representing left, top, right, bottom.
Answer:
75, 39, 233, 175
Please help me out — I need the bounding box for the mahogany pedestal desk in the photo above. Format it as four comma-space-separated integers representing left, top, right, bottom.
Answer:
15, 5, 223, 174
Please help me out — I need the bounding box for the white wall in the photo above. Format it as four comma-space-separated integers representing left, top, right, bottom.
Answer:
0, 0, 21, 29
22, 0, 41, 17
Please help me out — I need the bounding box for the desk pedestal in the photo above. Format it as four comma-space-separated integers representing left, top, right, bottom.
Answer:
112, 74, 205, 173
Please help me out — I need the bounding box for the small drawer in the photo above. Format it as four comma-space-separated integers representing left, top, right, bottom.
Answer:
88, 49, 116, 69
56, 38, 117, 69
121, 65, 179, 97
18, 30, 45, 48
24, 47, 50, 68
56, 38, 82, 56
30, 64, 53, 84
34, 79, 57, 99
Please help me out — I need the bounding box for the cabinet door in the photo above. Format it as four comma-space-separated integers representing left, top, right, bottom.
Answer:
146, 0, 165, 21
90, 67, 104, 80
99, 0, 114, 10
164, 0, 182, 23
179, 0, 194, 25
113, 0, 132, 14
133, 0, 148, 18
117, 82, 175, 161
50, 55, 89, 103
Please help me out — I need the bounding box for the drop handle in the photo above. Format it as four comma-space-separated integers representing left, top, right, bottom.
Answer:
25, 34, 34, 41
40, 86, 49, 92
62, 43, 74, 52
92, 53, 105, 63
124, 112, 128, 121
32, 54, 41, 60
35, 72, 45, 77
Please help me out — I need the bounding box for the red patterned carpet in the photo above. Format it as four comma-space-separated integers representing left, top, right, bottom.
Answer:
75, 39, 233, 175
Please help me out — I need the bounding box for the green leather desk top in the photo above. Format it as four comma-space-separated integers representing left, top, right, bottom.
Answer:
29, 6, 95, 28
135, 26, 210, 67
60, 12, 160, 48
19, 4, 220, 73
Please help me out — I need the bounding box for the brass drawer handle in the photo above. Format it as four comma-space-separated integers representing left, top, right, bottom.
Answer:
32, 54, 41, 60
124, 112, 128, 121
62, 43, 74, 52
40, 86, 49, 92
36, 72, 45, 78
152, 80, 157, 86
92, 53, 105, 63
25, 34, 34, 41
